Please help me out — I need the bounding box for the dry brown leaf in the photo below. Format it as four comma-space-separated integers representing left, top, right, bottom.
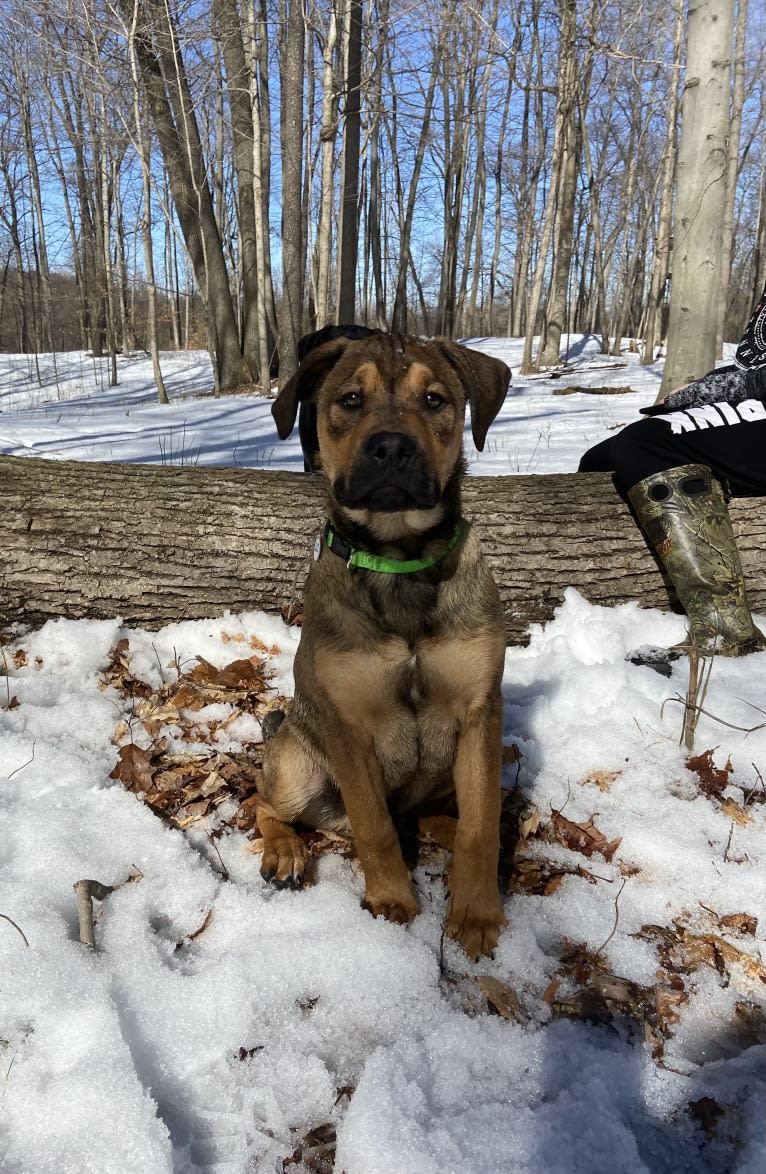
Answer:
109, 744, 155, 794
637, 923, 766, 984
720, 912, 758, 937
176, 800, 214, 826
654, 985, 688, 1026
518, 806, 541, 840
13, 649, 28, 668
542, 977, 561, 1004
720, 797, 751, 826
548, 809, 621, 862
477, 975, 524, 1021
511, 857, 571, 895
578, 770, 621, 793
502, 743, 522, 765
686, 748, 733, 799
183, 769, 228, 801
190, 656, 265, 690
168, 682, 206, 711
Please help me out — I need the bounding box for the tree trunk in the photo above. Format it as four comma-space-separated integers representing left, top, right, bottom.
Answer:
659, 0, 736, 398
336, 0, 362, 323
2, 456, 765, 646
314, 4, 340, 328
363, 0, 388, 329
277, 0, 306, 382
642, 0, 684, 366
212, 0, 261, 375
537, 0, 589, 369
715, 0, 747, 357
119, 0, 253, 391
389, 2, 451, 334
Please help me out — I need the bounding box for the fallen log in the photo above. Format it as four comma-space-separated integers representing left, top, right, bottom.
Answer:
1, 455, 764, 644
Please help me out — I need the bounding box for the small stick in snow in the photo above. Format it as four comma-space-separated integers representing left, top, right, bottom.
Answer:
73, 879, 117, 949
723, 823, 735, 864
1, 642, 11, 709
8, 743, 35, 779
596, 878, 627, 955
0, 913, 30, 948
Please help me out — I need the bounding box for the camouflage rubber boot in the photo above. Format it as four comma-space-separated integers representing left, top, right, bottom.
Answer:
626, 464, 766, 671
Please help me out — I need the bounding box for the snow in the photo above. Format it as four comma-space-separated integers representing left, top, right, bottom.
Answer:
1, 338, 765, 1173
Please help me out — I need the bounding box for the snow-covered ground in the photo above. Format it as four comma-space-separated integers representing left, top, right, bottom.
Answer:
1, 339, 765, 1174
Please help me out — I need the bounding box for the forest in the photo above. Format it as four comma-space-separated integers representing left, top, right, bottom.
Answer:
0, 0, 764, 394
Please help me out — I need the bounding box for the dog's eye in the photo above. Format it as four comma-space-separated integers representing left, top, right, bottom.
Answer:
423, 390, 446, 410
339, 390, 363, 410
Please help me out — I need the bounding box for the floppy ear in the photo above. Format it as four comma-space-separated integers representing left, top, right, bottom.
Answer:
434, 340, 511, 451
272, 337, 351, 439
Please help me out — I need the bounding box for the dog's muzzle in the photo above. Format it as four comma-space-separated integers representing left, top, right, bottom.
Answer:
333, 430, 440, 512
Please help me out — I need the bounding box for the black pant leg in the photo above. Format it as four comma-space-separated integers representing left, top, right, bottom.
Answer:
579, 402, 766, 496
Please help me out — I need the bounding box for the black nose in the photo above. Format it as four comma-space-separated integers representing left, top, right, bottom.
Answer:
364, 431, 417, 469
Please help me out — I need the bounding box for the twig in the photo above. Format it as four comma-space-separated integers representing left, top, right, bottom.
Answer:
744, 764, 766, 808
205, 832, 229, 880
8, 744, 35, 779
680, 645, 712, 752
0, 913, 29, 947
723, 826, 737, 864
0, 642, 10, 709
596, 878, 627, 954
662, 697, 766, 736
73, 879, 117, 949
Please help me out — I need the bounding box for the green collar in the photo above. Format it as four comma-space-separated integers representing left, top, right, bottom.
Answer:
323, 520, 463, 574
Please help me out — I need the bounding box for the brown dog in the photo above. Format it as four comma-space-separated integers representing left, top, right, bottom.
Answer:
257, 333, 511, 959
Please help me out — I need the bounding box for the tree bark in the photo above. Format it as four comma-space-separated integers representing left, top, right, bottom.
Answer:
119, 0, 253, 391
2, 456, 765, 646
659, 0, 735, 397
536, 0, 582, 369
277, 0, 306, 382
642, 0, 684, 366
336, 0, 362, 324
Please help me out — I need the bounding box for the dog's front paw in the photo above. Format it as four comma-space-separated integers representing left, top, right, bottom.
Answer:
363, 889, 420, 926
446, 899, 507, 960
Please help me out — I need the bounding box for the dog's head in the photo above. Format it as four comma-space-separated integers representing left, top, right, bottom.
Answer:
273, 334, 510, 529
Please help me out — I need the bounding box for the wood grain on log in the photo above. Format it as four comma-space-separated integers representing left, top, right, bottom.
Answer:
1, 455, 764, 643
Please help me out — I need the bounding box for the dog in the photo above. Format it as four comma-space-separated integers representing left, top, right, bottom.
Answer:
256, 333, 511, 959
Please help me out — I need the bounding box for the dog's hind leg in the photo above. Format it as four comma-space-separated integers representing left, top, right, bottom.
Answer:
257, 719, 340, 889
253, 794, 311, 889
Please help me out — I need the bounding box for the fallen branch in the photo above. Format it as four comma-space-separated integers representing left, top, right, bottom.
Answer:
2, 456, 766, 644
73, 879, 117, 949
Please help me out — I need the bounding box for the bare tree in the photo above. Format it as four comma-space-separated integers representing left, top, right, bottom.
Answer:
117, 0, 253, 391
277, 0, 307, 381
715, 0, 748, 356
660, 0, 736, 397
642, 1, 685, 365
336, 0, 362, 323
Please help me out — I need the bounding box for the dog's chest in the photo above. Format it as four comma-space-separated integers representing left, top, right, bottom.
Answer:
315, 631, 498, 792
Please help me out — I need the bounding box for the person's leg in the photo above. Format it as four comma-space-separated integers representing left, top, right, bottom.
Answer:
577, 436, 618, 473
627, 464, 765, 660
585, 409, 766, 497
581, 411, 766, 665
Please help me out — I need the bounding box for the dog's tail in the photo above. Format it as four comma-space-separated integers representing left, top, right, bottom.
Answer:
260, 708, 286, 744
